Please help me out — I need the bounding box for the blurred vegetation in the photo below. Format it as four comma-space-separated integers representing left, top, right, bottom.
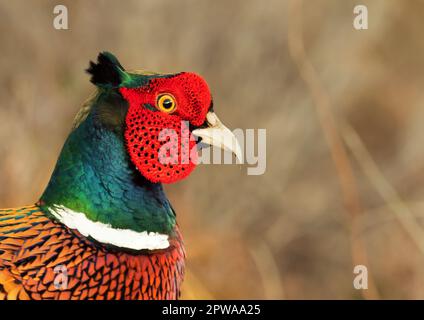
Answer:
1, 0, 424, 299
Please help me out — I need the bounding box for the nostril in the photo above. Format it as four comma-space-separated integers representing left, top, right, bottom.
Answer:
189, 119, 209, 132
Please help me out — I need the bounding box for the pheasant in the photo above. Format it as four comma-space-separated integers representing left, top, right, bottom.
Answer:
0, 52, 241, 300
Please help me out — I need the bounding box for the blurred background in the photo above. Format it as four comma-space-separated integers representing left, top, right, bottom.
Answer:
1, 0, 424, 299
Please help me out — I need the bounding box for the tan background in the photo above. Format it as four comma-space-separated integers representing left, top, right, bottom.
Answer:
1, 0, 424, 299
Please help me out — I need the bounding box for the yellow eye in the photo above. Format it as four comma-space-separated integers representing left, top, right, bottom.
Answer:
156, 94, 177, 113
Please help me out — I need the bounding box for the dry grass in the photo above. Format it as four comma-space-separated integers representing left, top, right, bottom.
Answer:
1, 0, 424, 299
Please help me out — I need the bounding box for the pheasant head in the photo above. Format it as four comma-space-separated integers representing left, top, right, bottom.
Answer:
87, 52, 241, 183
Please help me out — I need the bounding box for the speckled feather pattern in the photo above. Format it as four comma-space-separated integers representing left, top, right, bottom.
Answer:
0, 206, 185, 300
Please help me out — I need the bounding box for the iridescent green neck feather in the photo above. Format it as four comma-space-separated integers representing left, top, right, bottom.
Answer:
40, 89, 176, 234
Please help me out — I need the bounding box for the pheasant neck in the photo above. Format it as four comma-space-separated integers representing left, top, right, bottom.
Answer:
39, 92, 177, 241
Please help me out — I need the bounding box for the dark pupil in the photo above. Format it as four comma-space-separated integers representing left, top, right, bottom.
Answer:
162, 99, 173, 109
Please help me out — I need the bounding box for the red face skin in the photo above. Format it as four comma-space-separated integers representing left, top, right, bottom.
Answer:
120, 72, 212, 184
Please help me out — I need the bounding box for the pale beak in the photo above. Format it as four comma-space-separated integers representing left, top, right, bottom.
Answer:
192, 112, 243, 163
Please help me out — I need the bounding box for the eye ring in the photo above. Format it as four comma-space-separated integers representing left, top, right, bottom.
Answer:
156, 94, 177, 113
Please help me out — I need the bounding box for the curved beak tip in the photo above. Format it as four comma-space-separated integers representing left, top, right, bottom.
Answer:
192, 112, 243, 163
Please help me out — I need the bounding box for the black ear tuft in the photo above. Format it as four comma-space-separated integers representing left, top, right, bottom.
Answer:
86, 52, 126, 87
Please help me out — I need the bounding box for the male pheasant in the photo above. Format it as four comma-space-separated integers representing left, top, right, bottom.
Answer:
0, 52, 241, 300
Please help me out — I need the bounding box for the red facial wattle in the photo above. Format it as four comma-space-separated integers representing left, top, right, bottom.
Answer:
120, 73, 211, 184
